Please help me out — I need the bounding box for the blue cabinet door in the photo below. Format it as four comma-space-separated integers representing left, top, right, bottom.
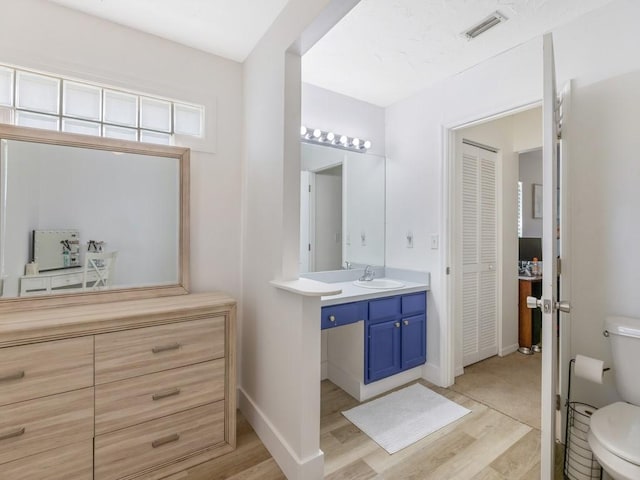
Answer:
401, 314, 426, 370
366, 319, 401, 383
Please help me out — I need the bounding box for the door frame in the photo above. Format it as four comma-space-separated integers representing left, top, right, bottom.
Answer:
442, 101, 539, 385
442, 95, 572, 435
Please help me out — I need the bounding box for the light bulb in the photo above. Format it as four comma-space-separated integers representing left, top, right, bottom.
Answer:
326, 132, 335, 142
363, 140, 372, 149
313, 129, 322, 139
352, 138, 361, 148
300, 126, 307, 136
339, 135, 348, 145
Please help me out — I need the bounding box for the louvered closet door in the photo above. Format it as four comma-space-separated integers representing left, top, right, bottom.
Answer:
461, 142, 498, 367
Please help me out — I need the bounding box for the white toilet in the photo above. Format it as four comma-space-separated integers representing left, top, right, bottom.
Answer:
587, 316, 640, 480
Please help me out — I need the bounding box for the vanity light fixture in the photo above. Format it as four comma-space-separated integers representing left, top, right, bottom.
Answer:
300, 125, 371, 153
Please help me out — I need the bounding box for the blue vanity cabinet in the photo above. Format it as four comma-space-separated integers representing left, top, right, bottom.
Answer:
321, 300, 368, 329
365, 292, 427, 384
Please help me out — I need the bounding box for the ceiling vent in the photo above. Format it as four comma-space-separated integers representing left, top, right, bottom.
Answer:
463, 11, 507, 40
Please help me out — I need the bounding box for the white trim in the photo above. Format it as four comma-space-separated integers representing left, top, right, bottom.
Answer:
499, 343, 519, 357
422, 361, 445, 385
442, 100, 544, 388
238, 387, 325, 480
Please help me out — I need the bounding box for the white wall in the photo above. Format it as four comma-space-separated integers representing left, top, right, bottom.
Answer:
241, 2, 359, 479
0, 0, 243, 300
385, 0, 640, 407
519, 149, 543, 238
302, 82, 385, 157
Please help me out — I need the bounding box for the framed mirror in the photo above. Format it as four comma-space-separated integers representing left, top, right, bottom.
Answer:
0, 124, 189, 312
300, 142, 385, 273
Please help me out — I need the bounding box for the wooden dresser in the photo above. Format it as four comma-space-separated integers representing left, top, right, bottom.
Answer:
0, 292, 236, 480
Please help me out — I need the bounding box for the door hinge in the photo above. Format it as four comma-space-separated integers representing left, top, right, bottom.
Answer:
308, 244, 311, 252
556, 394, 561, 411
446, 267, 451, 275
557, 257, 562, 275
308, 185, 311, 193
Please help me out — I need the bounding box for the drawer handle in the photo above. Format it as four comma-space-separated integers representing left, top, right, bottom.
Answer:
152, 433, 180, 448
395, 322, 401, 328
152, 387, 181, 401
0, 427, 25, 441
152, 343, 181, 354
404, 320, 409, 326
328, 315, 336, 323
0, 371, 25, 383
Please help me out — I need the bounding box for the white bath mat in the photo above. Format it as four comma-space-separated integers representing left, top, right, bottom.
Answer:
342, 383, 471, 454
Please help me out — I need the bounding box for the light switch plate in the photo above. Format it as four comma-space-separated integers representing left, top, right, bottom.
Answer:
430, 234, 439, 250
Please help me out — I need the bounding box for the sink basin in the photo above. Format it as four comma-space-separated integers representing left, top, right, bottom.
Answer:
353, 279, 405, 289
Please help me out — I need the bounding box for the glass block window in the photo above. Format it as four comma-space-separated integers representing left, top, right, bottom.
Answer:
174, 103, 203, 137
0, 67, 13, 107
140, 97, 171, 133
62, 118, 101, 136
16, 111, 60, 131
103, 124, 138, 141
0, 64, 205, 144
63, 81, 102, 121
16, 71, 60, 114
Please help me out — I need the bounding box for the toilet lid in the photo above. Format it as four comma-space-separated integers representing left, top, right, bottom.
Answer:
590, 402, 640, 466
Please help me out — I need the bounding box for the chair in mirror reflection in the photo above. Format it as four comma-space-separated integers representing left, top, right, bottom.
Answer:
82, 251, 117, 291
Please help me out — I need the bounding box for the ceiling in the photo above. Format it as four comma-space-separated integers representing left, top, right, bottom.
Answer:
49, 0, 615, 106
47, 0, 290, 62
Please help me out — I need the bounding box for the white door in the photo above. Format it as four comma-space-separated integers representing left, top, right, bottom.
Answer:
300, 170, 311, 273
460, 141, 498, 367
536, 32, 570, 479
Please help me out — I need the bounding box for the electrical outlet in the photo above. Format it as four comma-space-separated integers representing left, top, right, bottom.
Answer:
406, 231, 413, 248
430, 234, 439, 250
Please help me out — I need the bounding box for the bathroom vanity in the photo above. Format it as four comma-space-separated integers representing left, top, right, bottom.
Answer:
0, 292, 236, 480
317, 272, 429, 401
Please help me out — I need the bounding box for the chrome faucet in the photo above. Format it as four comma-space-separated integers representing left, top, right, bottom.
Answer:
344, 261, 352, 270
359, 265, 375, 282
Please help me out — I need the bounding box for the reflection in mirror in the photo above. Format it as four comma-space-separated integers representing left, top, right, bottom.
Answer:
0, 136, 182, 299
300, 142, 385, 273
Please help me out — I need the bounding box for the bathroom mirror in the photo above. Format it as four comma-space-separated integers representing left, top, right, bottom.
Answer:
0, 124, 189, 311
300, 142, 385, 272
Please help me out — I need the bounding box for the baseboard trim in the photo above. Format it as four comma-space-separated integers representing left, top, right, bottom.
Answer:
499, 343, 519, 356
422, 362, 444, 386
238, 387, 324, 480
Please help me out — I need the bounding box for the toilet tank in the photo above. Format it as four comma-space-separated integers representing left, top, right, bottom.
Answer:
606, 316, 640, 405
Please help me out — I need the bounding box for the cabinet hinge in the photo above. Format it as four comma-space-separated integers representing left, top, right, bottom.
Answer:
308, 244, 311, 252
308, 185, 311, 193
556, 394, 561, 411
446, 267, 451, 275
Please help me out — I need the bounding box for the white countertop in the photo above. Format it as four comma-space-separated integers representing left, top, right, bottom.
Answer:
320, 278, 429, 306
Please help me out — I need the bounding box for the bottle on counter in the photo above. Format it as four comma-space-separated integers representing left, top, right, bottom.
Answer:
531, 257, 539, 276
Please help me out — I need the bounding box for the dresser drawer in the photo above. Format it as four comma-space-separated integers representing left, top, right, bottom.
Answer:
0, 440, 93, 480
0, 337, 93, 406
50, 273, 83, 288
95, 401, 225, 480
95, 317, 225, 384
95, 359, 225, 435
0, 388, 94, 464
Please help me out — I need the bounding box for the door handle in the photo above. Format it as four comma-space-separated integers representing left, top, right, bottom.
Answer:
555, 300, 571, 313
526, 296, 541, 309
528, 296, 571, 314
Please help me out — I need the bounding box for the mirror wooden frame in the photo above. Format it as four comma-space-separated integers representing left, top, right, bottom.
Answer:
0, 124, 190, 312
